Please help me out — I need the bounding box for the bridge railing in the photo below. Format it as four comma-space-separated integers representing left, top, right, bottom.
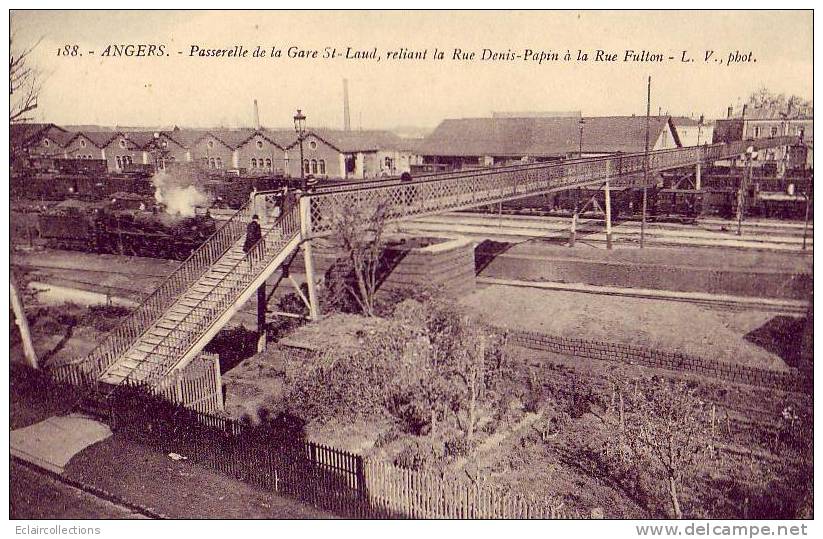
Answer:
52, 199, 259, 384
117, 203, 303, 388
304, 137, 799, 237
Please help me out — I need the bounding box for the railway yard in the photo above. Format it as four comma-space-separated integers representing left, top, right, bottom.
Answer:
9, 136, 815, 520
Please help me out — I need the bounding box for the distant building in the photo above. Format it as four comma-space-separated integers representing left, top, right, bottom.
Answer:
713, 104, 812, 171
10, 123, 421, 179
670, 116, 714, 147
416, 116, 681, 171
10, 123, 73, 159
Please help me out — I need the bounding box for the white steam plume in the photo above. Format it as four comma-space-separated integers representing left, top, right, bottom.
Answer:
152, 170, 211, 218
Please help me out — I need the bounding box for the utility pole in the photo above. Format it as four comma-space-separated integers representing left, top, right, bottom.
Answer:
641, 75, 651, 248
10, 278, 38, 369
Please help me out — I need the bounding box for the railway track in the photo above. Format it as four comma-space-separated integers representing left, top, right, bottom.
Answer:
401, 212, 813, 252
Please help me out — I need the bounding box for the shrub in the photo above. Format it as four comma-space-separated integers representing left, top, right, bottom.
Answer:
444, 435, 473, 458
393, 442, 435, 471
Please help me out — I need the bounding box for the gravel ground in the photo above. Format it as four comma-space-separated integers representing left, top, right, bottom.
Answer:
461, 285, 789, 371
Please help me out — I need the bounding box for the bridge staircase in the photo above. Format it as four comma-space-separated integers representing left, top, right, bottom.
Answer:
61, 199, 302, 391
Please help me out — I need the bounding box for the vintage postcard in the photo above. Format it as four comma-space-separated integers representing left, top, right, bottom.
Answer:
7, 8, 814, 534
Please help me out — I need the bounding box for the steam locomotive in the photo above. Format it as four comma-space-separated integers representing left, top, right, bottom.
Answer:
37, 198, 217, 260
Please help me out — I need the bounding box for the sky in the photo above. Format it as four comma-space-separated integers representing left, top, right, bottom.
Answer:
11, 10, 813, 130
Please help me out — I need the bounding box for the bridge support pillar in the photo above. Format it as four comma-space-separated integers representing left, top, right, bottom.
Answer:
569, 188, 579, 247
256, 282, 267, 353
303, 240, 321, 320
604, 180, 613, 250
640, 187, 647, 248
695, 162, 702, 191
569, 212, 577, 247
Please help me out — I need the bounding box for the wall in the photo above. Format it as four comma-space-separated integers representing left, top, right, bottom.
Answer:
192, 134, 234, 170
104, 136, 144, 172
285, 134, 341, 178
63, 134, 101, 160
235, 134, 286, 175
290, 235, 477, 298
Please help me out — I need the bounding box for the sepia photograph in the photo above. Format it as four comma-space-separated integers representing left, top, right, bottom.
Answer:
6, 7, 815, 533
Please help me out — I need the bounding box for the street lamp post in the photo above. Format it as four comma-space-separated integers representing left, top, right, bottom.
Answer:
293, 109, 307, 190
578, 118, 586, 158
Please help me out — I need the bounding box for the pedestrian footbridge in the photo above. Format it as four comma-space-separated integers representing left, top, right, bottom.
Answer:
49, 137, 797, 390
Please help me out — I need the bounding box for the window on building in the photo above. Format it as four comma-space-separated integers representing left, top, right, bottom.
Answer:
116, 156, 122, 169
309, 140, 317, 150
79, 139, 86, 148
753, 126, 761, 137
256, 140, 263, 149
251, 158, 257, 169
318, 159, 325, 174
771, 126, 778, 137
303, 160, 310, 174
43, 139, 50, 147
208, 140, 214, 149
311, 159, 318, 174
216, 157, 223, 169
124, 155, 132, 165
209, 158, 216, 169
119, 139, 127, 149
265, 158, 272, 169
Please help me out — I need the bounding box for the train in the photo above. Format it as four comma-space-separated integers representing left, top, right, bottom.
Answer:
37, 197, 218, 260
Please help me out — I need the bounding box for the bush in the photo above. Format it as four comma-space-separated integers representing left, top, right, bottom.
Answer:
82, 304, 131, 332
444, 435, 473, 458
393, 442, 436, 471
374, 427, 401, 449
386, 387, 431, 435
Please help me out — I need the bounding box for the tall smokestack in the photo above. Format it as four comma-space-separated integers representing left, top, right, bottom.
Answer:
727, 106, 733, 118
253, 99, 261, 130
343, 79, 351, 131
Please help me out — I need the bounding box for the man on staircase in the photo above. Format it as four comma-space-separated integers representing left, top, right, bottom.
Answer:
243, 215, 263, 270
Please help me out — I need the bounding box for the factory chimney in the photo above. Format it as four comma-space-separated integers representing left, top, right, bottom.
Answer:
343, 79, 351, 131
253, 99, 261, 130
727, 106, 733, 118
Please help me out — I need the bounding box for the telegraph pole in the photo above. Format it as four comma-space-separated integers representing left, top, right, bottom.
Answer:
641, 75, 651, 248
10, 278, 38, 369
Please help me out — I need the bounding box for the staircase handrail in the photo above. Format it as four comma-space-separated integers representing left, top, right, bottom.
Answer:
59, 199, 257, 382
115, 203, 302, 388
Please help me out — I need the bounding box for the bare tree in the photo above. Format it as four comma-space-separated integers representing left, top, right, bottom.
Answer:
607, 377, 715, 519
10, 31, 43, 124
329, 197, 388, 317
747, 87, 812, 114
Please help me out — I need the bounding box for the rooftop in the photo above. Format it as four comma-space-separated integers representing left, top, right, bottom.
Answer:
417, 115, 675, 157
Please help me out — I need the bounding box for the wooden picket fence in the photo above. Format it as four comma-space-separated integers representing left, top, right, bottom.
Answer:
48, 352, 224, 414
102, 380, 576, 519
155, 353, 223, 413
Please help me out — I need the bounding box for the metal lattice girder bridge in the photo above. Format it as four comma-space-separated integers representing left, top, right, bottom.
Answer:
51, 136, 797, 390
303, 137, 797, 237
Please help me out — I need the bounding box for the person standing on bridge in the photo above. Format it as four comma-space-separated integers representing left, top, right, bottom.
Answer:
243, 215, 263, 270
